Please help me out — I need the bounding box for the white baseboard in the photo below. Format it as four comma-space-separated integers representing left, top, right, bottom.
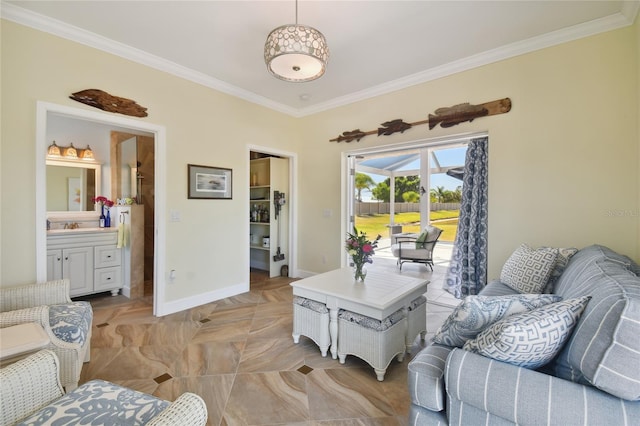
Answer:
155, 281, 249, 316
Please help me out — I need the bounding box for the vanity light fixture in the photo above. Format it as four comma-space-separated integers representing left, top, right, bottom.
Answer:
62, 143, 78, 159
47, 141, 61, 157
264, 0, 329, 82
78, 145, 95, 161
47, 141, 96, 161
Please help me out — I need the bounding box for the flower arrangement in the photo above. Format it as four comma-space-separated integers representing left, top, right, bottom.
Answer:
92, 196, 114, 227
345, 227, 382, 282
92, 196, 114, 209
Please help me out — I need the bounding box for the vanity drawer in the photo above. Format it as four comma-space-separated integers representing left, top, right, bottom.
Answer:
94, 245, 122, 268
94, 266, 122, 290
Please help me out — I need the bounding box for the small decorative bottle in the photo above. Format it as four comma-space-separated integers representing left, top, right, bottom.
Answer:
99, 206, 106, 228
105, 209, 111, 227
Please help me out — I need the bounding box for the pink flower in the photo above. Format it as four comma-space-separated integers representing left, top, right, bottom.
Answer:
92, 196, 114, 208
362, 244, 373, 253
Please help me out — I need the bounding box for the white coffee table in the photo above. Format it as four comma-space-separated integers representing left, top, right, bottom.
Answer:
290, 267, 428, 361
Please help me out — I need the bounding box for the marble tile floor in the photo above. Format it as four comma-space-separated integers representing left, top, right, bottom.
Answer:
80, 263, 458, 426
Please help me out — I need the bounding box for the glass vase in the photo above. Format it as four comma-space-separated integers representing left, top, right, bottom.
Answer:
354, 263, 367, 282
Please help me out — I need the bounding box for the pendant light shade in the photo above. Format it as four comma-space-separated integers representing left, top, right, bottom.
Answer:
264, 2, 329, 82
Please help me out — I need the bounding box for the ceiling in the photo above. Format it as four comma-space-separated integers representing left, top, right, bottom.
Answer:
3, 1, 638, 117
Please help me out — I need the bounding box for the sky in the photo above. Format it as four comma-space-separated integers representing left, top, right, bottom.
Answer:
359, 146, 465, 202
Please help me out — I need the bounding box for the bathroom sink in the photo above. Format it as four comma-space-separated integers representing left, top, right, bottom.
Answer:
47, 227, 117, 235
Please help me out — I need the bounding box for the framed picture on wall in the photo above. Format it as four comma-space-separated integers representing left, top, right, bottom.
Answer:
188, 164, 232, 199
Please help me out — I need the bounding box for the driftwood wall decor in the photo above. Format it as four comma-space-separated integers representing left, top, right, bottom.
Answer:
330, 97, 511, 143
70, 89, 148, 117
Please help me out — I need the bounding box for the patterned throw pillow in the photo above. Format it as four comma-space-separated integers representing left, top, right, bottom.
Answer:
49, 301, 93, 346
431, 294, 561, 347
543, 247, 579, 294
463, 296, 590, 369
500, 244, 559, 293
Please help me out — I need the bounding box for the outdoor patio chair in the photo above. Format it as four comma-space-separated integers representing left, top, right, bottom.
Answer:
391, 225, 443, 271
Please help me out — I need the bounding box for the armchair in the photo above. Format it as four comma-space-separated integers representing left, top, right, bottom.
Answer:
391, 225, 443, 271
1, 350, 208, 425
0, 279, 92, 390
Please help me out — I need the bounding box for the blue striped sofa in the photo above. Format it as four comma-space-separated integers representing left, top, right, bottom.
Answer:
408, 245, 640, 425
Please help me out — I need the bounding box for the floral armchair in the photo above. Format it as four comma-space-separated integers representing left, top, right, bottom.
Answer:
0, 279, 92, 390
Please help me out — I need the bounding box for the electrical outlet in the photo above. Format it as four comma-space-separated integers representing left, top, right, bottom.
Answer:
322, 255, 327, 264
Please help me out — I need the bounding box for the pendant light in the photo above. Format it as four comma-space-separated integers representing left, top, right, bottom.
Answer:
264, 0, 329, 82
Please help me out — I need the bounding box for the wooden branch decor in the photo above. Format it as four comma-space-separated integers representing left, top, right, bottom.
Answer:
330, 97, 511, 142
69, 89, 148, 117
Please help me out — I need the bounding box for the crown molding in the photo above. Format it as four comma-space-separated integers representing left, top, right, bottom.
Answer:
2, 2, 637, 118
0, 2, 300, 117
297, 8, 638, 116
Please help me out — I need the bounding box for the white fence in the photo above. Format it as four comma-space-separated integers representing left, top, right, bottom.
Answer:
355, 202, 460, 215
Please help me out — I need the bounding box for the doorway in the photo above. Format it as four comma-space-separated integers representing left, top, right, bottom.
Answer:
248, 146, 297, 279
343, 133, 483, 266
111, 131, 156, 298
35, 101, 167, 316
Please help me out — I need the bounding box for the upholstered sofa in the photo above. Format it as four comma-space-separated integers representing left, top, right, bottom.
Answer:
0, 350, 208, 425
408, 244, 640, 425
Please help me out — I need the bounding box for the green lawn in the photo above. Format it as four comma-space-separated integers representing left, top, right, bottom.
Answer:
354, 211, 459, 242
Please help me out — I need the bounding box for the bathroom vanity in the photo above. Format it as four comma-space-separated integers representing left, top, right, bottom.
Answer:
46, 228, 122, 297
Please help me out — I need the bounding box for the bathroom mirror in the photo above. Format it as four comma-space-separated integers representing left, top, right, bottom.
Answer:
46, 159, 101, 212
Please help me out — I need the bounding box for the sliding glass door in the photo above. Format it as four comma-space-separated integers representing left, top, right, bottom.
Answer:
345, 137, 471, 260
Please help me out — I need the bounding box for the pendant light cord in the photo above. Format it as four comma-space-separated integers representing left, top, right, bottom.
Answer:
295, 0, 298, 25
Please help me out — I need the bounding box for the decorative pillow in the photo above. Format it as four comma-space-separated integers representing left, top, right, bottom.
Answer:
415, 230, 429, 249
543, 247, 579, 294
338, 308, 405, 331
431, 294, 561, 347
293, 296, 328, 313
500, 244, 558, 294
463, 296, 590, 369
49, 301, 93, 346
17, 379, 170, 425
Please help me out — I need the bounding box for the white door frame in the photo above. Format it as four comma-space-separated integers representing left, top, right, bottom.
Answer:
35, 101, 167, 316
247, 144, 298, 278
341, 131, 487, 266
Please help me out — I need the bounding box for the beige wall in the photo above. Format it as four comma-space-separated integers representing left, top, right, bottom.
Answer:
2, 19, 638, 304
297, 24, 639, 279
1, 21, 298, 303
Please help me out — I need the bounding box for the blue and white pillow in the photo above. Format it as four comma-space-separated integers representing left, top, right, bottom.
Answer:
16, 379, 169, 425
293, 296, 328, 313
543, 247, 578, 294
463, 296, 590, 369
431, 294, 561, 347
338, 308, 404, 331
500, 244, 558, 294
49, 301, 93, 346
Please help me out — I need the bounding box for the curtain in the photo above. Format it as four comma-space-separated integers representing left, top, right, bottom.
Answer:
443, 136, 488, 298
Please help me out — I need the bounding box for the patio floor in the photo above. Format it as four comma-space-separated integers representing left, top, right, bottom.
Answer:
371, 237, 459, 309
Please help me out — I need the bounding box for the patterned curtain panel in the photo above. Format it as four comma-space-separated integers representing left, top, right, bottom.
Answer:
443, 137, 489, 298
